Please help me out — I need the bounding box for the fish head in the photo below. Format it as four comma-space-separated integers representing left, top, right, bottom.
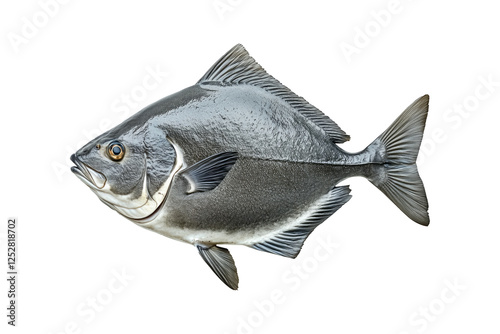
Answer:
71, 121, 177, 222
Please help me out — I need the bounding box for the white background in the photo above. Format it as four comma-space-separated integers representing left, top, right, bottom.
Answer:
1, 1, 499, 333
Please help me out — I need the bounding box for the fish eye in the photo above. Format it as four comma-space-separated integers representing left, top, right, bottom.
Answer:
107, 141, 125, 161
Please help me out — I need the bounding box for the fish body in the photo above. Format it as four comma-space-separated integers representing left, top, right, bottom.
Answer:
71, 44, 430, 289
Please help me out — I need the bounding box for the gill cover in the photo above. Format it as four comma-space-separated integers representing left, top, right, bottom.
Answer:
72, 122, 177, 221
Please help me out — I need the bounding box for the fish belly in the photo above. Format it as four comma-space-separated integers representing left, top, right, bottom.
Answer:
153, 158, 371, 245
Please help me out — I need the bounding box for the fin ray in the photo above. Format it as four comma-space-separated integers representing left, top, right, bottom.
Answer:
378, 95, 429, 164
196, 244, 239, 290
182, 152, 238, 193
251, 186, 352, 258
376, 165, 429, 224
367, 95, 430, 225
198, 44, 350, 143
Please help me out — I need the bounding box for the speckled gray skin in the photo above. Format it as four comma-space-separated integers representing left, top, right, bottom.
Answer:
71, 44, 430, 289
130, 84, 364, 232
165, 159, 371, 233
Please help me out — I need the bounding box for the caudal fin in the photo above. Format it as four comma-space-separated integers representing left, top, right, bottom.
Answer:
367, 95, 430, 226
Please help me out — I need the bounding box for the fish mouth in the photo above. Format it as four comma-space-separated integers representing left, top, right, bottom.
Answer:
70, 154, 107, 189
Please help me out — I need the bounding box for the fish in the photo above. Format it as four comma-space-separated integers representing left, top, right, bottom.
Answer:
71, 44, 430, 290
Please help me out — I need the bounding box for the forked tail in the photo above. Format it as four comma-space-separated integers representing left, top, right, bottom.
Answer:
365, 95, 430, 225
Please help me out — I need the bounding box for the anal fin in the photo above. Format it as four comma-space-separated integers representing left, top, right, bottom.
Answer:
196, 244, 239, 290
251, 186, 352, 258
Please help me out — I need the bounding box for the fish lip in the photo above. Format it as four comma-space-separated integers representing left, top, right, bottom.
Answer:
70, 154, 107, 189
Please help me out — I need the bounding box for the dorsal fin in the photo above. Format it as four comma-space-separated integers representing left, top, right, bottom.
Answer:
197, 44, 350, 144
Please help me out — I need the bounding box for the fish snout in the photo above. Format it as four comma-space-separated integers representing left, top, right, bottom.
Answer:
70, 154, 107, 189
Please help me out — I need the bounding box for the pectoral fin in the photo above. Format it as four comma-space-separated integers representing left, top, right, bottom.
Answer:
182, 152, 238, 194
196, 244, 239, 290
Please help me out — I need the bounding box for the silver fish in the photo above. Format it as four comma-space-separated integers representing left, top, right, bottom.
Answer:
71, 44, 429, 289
